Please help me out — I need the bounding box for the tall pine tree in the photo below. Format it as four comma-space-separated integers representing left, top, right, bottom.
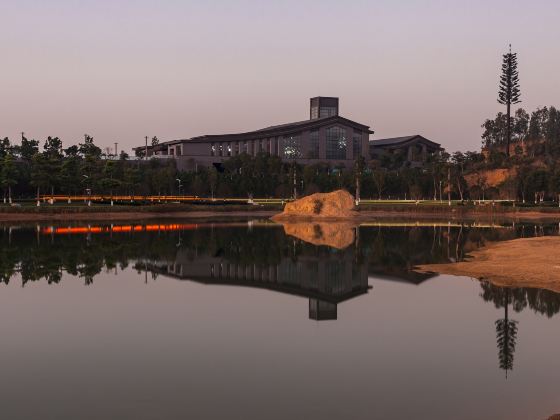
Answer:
498, 45, 521, 156
495, 289, 518, 377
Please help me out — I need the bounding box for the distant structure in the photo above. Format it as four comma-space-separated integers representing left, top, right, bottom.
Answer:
134, 97, 373, 170
369, 135, 441, 167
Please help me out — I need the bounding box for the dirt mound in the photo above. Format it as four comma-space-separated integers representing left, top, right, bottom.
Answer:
272, 190, 357, 220
416, 236, 560, 293
280, 222, 357, 249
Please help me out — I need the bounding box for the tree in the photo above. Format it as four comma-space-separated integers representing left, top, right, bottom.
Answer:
498, 45, 521, 156
15, 135, 39, 161
495, 290, 518, 376
43, 136, 63, 159
151, 136, 159, 147
372, 169, 386, 199
1, 153, 18, 203
79, 134, 102, 159
30, 153, 50, 202
208, 166, 218, 199
353, 156, 366, 202
0, 137, 12, 159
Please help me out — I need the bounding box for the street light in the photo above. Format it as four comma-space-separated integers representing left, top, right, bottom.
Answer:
82, 175, 91, 206
176, 178, 182, 197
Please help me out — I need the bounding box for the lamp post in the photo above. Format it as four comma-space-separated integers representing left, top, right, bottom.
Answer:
176, 178, 182, 198
82, 175, 91, 206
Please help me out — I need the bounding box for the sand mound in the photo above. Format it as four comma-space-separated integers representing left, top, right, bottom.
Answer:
272, 190, 357, 220
416, 236, 560, 293
280, 222, 356, 249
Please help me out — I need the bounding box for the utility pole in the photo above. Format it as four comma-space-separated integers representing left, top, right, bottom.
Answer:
114, 142, 118, 159
448, 166, 451, 206
145, 136, 148, 160
292, 162, 297, 200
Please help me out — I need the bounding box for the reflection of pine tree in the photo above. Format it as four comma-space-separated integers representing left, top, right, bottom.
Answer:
495, 290, 518, 376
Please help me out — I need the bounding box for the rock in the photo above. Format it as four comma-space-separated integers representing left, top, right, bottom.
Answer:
281, 222, 357, 249
272, 190, 357, 220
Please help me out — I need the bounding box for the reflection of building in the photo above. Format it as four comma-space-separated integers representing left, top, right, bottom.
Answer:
133, 97, 373, 170
369, 135, 441, 167
145, 251, 370, 321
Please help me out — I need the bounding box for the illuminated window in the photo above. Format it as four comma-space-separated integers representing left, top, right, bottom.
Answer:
283, 133, 302, 159
326, 126, 347, 159
227, 144, 232, 156
210, 143, 216, 156
218, 144, 223, 156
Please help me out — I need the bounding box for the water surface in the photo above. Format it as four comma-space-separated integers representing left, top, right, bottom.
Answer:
0, 220, 558, 420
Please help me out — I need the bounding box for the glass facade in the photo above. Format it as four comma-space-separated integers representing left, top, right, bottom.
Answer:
308, 130, 319, 159
326, 126, 347, 159
283, 133, 302, 159
353, 130, 362, 158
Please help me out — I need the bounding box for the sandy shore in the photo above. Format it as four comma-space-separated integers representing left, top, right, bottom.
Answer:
416, 236, 560, 293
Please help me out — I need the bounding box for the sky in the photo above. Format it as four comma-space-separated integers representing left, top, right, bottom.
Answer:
1, 0, 560, 154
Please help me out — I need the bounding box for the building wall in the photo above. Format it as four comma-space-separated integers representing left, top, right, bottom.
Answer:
171, 122, 370, 170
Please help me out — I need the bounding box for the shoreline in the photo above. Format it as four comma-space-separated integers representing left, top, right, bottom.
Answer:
1, 205, 560, 222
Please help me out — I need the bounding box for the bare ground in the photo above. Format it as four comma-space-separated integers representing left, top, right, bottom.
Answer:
416, 236, 560, 293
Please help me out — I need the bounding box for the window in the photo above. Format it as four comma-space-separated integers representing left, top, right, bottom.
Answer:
234, 142, 240, 155
243, 142, 249, 154
308, 130, 319, 159
326, 126, 347, 159
218, 144, 223, 156
353, 130, 362, 158
319, 107, 337, 118
210, 143, 216, 156
283, 133, 302, 159
310, 106, 319, 119
227, 144, 232, 156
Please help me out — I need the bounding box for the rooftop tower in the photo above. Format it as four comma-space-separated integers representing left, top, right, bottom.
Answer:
310, 97, 339, 120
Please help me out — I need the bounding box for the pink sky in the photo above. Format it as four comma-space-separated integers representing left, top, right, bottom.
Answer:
1, 0, 559, 154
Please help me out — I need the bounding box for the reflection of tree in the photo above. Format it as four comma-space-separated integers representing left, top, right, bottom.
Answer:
480, 281, 560, 318
495, 290, 518, 375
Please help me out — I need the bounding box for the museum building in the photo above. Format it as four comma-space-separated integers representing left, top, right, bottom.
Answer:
135, 97, 374, 170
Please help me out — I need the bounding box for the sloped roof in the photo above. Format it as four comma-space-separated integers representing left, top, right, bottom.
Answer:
155, 115, 373, 146
370, 135, 440, 148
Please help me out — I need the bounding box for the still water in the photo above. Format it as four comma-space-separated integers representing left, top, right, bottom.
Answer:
0, 220, 559, 420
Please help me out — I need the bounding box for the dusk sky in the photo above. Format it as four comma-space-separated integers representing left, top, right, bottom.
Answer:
1, 0, 559, 154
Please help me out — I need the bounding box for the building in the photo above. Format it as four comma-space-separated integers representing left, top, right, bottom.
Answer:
369, 135, 441, 167
134, 97, 373, 170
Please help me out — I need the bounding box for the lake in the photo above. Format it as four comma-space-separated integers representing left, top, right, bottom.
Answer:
0, 220, 558, 420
